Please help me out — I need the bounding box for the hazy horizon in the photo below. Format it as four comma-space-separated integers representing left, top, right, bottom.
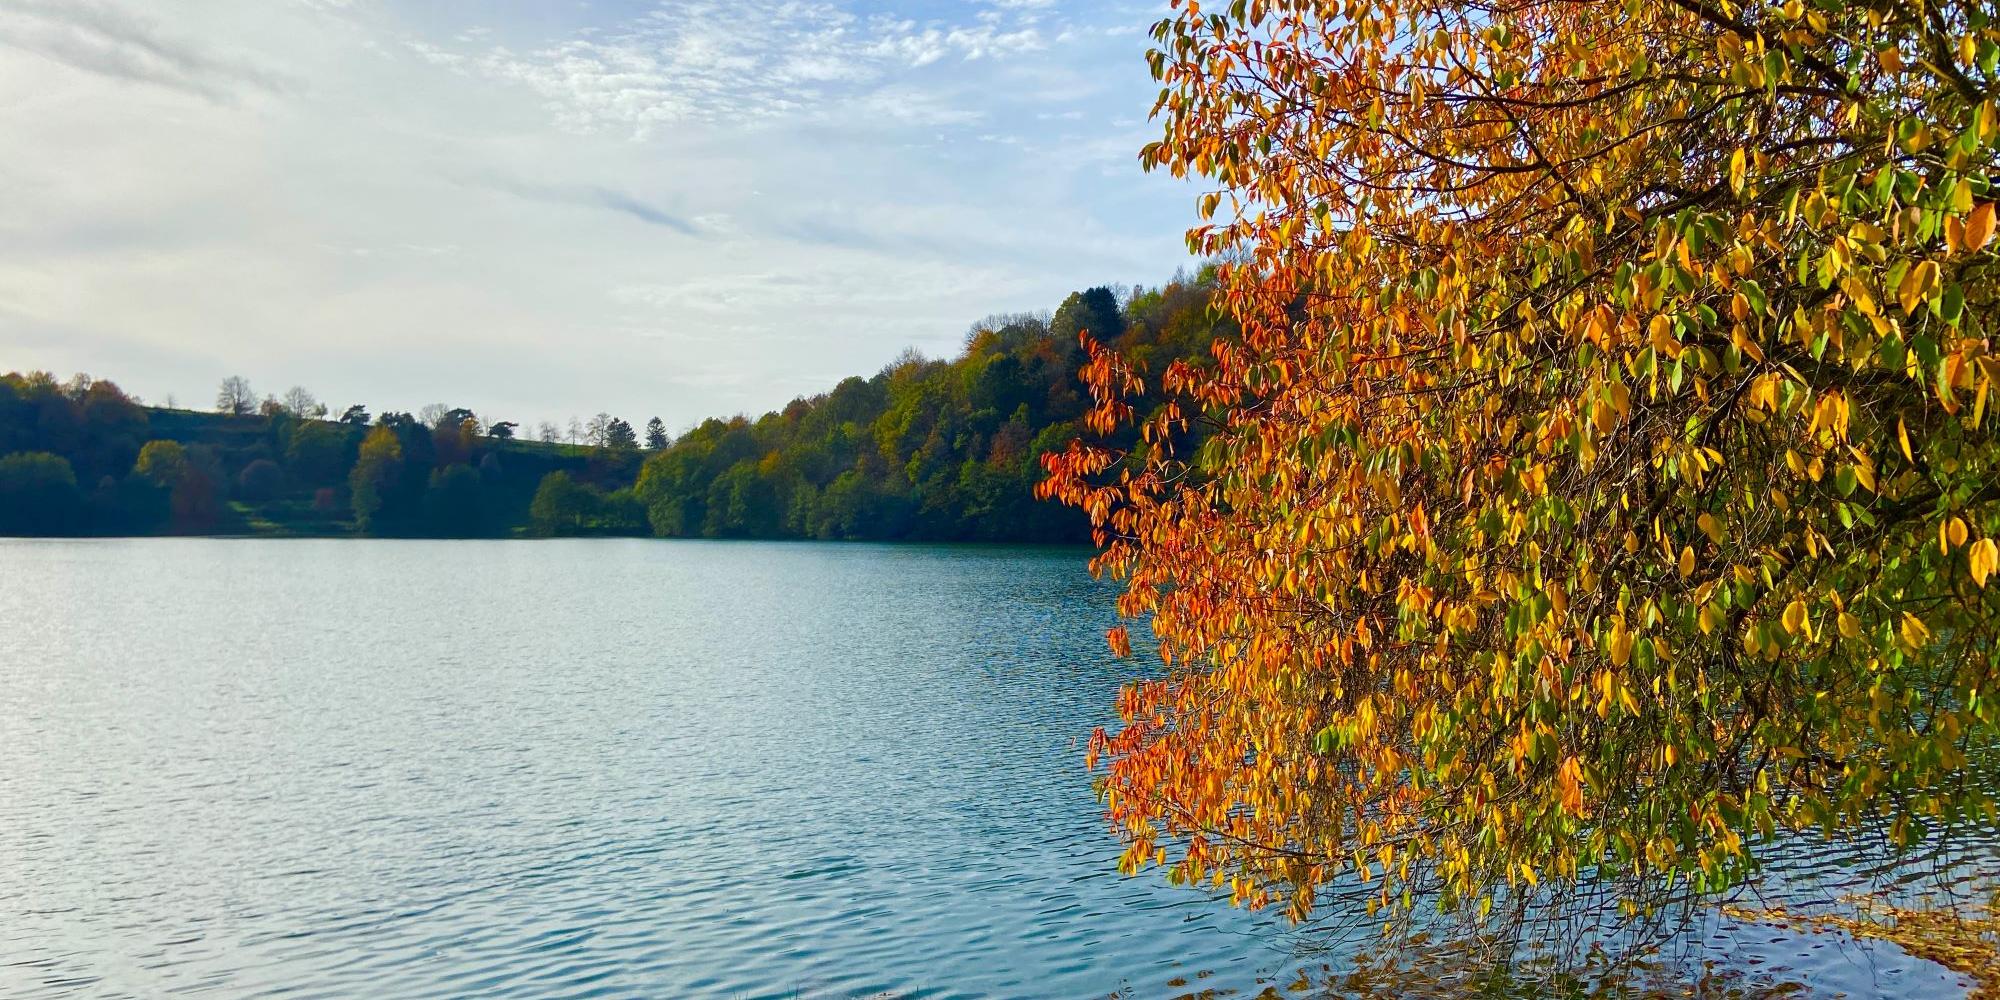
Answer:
0, 0, 1196, 433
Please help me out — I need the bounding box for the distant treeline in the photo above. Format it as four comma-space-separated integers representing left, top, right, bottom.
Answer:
0, 271, 1227, 541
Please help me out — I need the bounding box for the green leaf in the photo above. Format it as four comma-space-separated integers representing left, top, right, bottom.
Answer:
1740, 279, 1767, 317
1941, 283, 1965, 325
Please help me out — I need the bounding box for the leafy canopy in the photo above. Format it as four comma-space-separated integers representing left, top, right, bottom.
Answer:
1044, 0, 2000, 922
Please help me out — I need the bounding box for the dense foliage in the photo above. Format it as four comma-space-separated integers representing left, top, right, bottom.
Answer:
0, 277, 1227, 540
1044, 0, 2000, 928
632, 282, 1225, 541
0, 370, 642, 538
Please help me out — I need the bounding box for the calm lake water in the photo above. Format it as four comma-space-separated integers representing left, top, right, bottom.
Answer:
0, 539, 1992, 998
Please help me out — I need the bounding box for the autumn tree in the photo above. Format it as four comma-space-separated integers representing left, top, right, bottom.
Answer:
1044, 0, 2000, 934
431, 414, 476, 467
133, 440, 190, 488
134, 439, 220, 531
349, 424, 403, 534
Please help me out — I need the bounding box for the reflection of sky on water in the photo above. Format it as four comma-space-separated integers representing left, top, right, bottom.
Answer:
0, 538, 1988, 998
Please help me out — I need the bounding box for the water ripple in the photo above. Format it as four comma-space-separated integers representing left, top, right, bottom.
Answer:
0, 539, 1987, 998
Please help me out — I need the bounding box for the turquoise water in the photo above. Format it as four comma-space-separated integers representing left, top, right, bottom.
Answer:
0, 539, 1989, 998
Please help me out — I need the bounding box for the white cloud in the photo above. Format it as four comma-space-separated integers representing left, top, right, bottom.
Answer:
0, 0, 288, 101
614, 258, 1014, 316
0, 0, 1195, 429
436, 1, 1057, 136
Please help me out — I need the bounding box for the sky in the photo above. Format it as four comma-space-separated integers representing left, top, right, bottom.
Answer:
0, 0, 1198, 432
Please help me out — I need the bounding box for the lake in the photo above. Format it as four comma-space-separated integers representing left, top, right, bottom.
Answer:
0, 539, 1991, 998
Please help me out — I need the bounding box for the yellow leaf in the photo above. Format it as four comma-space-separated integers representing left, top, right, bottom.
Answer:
1900, 612, 1930, 649
1782, 598, 1807, 635
1837, 611, 1861, 639
1728, 148, 1746, 194
1609, 624, 1633, 666
1898, 259, 1939, 315
1699, 602, 1722, 635
1972, 541, 1997, 586
1898, 417, 1913, 462
1648, 314, 1679, 356
1678, 545, 1694, 578
1949, 517, 1969, 548
1698, 512, 1723, 543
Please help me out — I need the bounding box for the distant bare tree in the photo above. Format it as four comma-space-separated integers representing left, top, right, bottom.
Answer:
281, 386, 323, 418
216, 376, 255, 416
418, 403, 450, 428
585, 412, 613, 448
538, 421, 560, 444
163, 393, 178, 409
567, 417, 583, 445
61, 373, 93, 401
881, 346, 933, 380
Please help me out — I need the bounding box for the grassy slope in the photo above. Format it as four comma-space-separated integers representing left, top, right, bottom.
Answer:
140, 408, 636, 538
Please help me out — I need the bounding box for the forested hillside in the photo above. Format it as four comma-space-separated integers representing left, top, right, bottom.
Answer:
0, 272, 1225, 540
